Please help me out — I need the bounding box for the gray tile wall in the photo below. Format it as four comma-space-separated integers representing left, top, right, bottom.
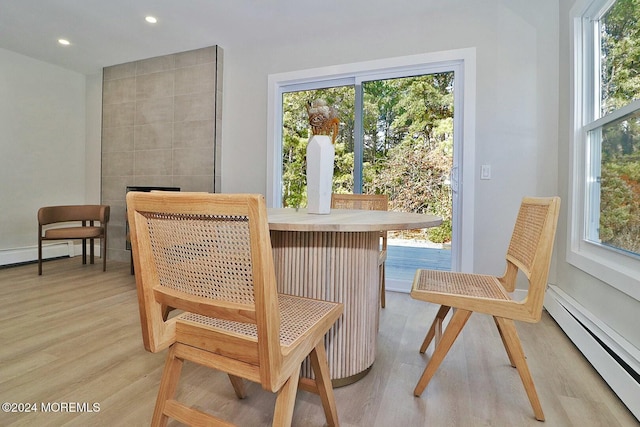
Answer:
101, 46, 223, 262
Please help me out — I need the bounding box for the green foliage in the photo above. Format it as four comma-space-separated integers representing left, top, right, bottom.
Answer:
599, 156, 640, 252
369, 74, 454, 242
428, 220, 452, 244
597, 0, 640, 254
601, 0, 640, 114
281, 88, 355, 207
333, 140, 354, 194
281, 73, 454, 243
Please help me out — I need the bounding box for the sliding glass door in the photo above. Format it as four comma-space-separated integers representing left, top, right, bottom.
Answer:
276, 60, 464, 283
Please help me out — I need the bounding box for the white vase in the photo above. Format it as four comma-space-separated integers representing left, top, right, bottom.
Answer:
306, 135, 334, 214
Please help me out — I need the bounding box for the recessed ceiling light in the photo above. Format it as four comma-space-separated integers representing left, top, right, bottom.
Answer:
145, 16, 157, 24
58, 39, 70, 46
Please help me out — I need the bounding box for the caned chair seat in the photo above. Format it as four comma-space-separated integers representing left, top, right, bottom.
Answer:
410, 196, 560, 422
413, 270, 511, 302
180, 294, 341, 349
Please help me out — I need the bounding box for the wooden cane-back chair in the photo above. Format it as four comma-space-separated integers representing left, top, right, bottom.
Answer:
331, 193, 389, 308
410, 196, 560, 421
126, 192, 343, 426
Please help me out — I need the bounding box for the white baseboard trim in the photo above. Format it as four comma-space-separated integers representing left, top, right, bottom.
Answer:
0, 242, 102, 266
545, 285, 640, 421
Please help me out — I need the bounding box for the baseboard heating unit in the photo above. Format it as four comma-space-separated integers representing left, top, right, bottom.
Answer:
545, 285, 639, 421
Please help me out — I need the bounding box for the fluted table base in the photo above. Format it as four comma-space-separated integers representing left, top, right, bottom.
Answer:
271, 230, 380, 385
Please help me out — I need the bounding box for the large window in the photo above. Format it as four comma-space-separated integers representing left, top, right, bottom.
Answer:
571, 0, 640, 299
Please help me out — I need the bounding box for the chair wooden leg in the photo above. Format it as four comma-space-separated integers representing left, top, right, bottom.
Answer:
272, 364, 301, 427
380, 263, 386, 308
494, 316, 516, 367
420, 305, 451, 353
494, 317, 545, 421
152, 345, 184, 427
38, 238, 43, 275
309, 341, 339, 427
90, 237, 95, 264
228, 374, 247, 399
82, 238, 87, 265
414, 308, 471, 397
102, 236, 107, 272
161, 305, 174, 321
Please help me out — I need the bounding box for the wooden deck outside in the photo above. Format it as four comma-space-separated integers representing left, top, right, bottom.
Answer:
386, 244, 452, 283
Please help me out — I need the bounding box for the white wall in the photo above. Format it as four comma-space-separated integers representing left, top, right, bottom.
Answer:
220, 0, 560, 278
0, 48, 86, 257
85, 72, 103, 204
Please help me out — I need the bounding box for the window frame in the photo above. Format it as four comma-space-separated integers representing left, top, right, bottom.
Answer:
568, 0, 640, 301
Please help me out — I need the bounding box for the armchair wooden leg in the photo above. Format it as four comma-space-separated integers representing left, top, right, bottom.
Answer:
494, 317, 545, 421
152, 345, 184, 427
102, 236, 107, 271
38, 239, 43, 275
89, 237, 95, 264
414, 308, 471, 397
420, 305, 451, 353
309, 341, 339, 427
272, 365, 301, 427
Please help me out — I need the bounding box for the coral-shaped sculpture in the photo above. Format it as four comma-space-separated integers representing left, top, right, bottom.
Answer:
307, 99, 339, 144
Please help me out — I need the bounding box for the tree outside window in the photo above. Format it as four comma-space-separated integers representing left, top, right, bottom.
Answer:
588, 0, 640, 256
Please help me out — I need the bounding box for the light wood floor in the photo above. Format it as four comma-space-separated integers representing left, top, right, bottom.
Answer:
0, 258, 637, 426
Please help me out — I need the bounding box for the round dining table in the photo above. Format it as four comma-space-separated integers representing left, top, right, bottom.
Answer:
268, 207, 442, 386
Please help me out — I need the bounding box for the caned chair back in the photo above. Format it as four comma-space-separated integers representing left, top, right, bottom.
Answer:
331, 193, 388, 211
330, 193, 388, 246
500, 196, 561, 322
127, 192, 282, 384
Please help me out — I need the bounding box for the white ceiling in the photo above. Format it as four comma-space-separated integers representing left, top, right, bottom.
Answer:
0, 0, 441, 75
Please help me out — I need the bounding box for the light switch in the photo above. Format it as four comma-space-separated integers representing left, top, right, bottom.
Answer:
481, 164, 491, 180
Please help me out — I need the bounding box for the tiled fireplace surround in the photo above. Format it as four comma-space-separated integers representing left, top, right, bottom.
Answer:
101, 46, 223, 263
